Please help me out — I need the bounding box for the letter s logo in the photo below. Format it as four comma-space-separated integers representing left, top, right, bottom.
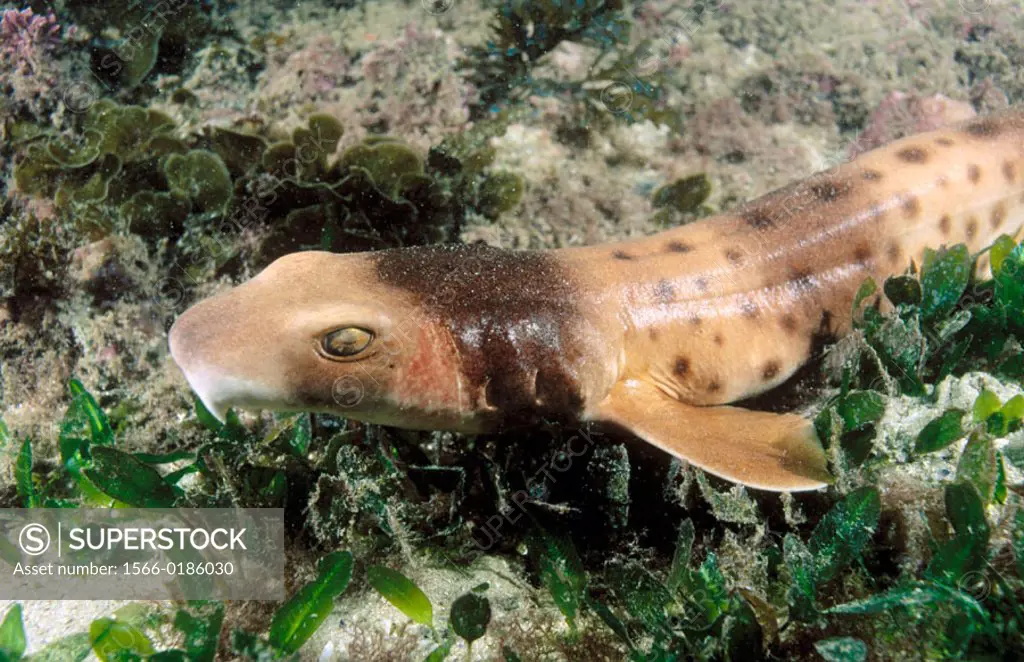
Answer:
18, 524, 51, 556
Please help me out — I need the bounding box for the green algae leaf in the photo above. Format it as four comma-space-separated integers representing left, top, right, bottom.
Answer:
666, 550, 731, 633
927, 482, 989, 583
784, 534, 817, 621
667, 519, 695, 593
89, 617, 154, 662
990, 235, 1017, 275
973, 389, 1002, 423
652, 174, 712, 213
814, 637, 867, 662
955, 432, 998, 504
584, 594, 635, 652
884, 275, 922, 307
943, 610, 975, 658
915, 409, 966, 453
736, 589, 779, 648
722, 594, 762, 662
423, 635, 454, 662
692, 552, 730, 623
194, 398, 248, 443
1014, 508, 1024, 581
0, 604, 26, 661
828, 581, 985, 620
994, 453, 1007, 504
68, 380, 115, 447
528, 526, 587, 631
815, 390, 885, 466
852, 277, 877, 318
920, 245, 971, 322
994, 243, 1024, 327
450, 592, 491, 644
607, 562, 674, 636
118, 28, 162, 88
59, 381, 117, 505
121, 190, 190, 238
15, 438, 37, 508
367, 565, 433, 628
809, 486, 881, 584
307, 114, 344, 147
22, 632, 91, 662
210, 128, 268, 175
944, 482, 990, 542
834, 391, 886, 432
1001, 395, 1024, 427
477, 171, 525, 219
172, 604, 224, 662
230, 630, 277, 661
164, 150, 233, 213
339, 142, 424, 197
0, 417, 9, 450
289, 414, 312, 457
84, 446, 179, 507
269, 551, 353, 654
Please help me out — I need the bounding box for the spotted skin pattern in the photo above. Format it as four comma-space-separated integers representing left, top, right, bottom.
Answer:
169, 108, 1024, 492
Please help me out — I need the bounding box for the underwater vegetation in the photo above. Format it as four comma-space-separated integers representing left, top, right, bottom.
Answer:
63, 0, 220, 91
3, 233, 1024, 659
463, 0, 675, 126
4, 98, 524, 308
1, 0, 1024, 660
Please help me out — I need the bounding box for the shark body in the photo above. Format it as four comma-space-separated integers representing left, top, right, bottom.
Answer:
170, 108, 1024, 491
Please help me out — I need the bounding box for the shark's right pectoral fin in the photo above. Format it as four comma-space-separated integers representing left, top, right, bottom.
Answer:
593, 379, 832, 492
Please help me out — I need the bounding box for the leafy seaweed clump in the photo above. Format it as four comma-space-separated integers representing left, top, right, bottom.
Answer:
463, 0, 670, 125
845, 239, 1023, 394
241, 115, 525, 265
6, 102, 525, 308
66, 0, 219, 90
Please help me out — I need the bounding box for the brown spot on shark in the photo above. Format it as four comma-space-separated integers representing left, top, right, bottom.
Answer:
1004, 161, 1017, 184
742, 208, 776, 230
780, 314, 799, 334
902, 194, 921, 219
886, 241, 902, 263
991, 202, 1008, 230
966, 216, 979, 241
654, 279, 675, 304
964, 117, 1002, 139
853, 243, 874, 264
897, 146, 928, 163
808, 176, 851, 202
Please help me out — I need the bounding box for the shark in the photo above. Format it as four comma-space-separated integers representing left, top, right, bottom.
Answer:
169, 107, 1024, 492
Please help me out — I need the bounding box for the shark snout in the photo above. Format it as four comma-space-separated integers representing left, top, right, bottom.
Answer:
168, 296, 284, 422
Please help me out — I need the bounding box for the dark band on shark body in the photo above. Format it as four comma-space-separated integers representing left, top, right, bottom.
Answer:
374, 244, 586, 422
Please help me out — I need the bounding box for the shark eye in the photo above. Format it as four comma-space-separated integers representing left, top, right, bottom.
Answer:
322, 327, 374, 357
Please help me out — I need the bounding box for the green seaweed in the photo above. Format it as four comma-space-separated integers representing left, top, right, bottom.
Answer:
163, 150, 233, 213
651, 174, 713, 222
462, 0, 671, 126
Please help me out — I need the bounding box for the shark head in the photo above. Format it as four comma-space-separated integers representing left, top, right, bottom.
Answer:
168, 250, 470, 429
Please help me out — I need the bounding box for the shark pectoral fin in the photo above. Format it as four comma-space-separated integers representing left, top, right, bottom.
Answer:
593, 379, 833, 492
